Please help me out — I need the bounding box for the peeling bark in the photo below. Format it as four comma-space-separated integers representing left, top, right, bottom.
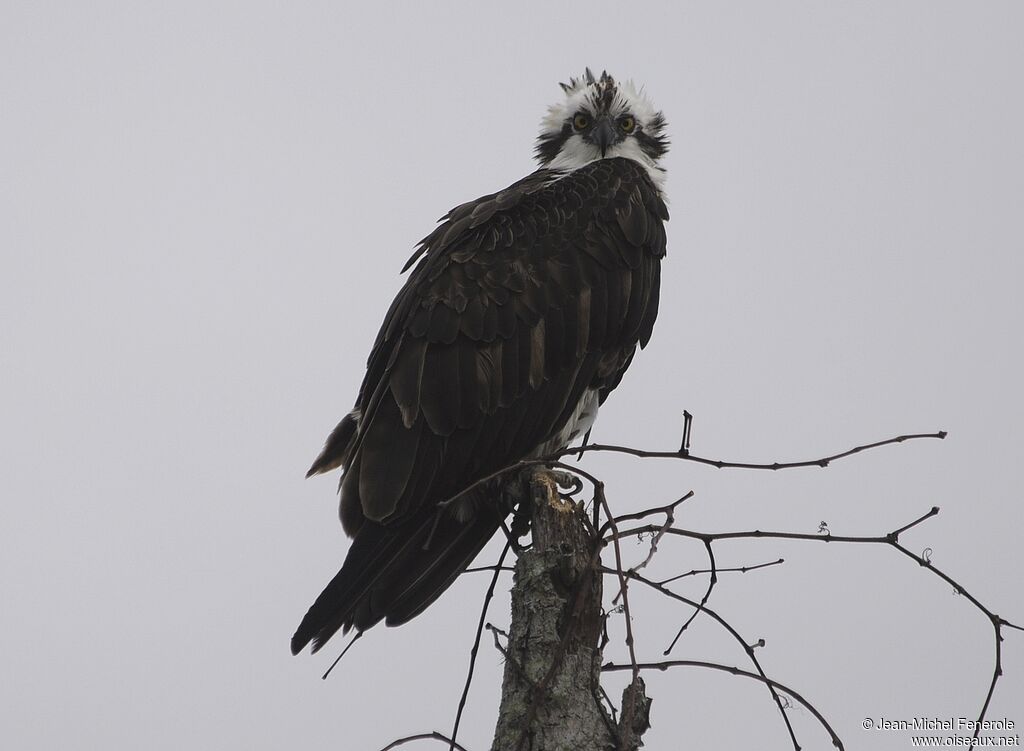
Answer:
491, 471, 650, 751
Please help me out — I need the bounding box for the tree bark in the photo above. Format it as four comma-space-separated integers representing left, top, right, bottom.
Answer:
490, 470, 651, 751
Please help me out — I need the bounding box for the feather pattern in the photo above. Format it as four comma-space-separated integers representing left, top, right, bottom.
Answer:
293, 157, 669, 653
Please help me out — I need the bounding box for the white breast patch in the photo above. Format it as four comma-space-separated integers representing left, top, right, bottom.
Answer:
534, 387, 601, 457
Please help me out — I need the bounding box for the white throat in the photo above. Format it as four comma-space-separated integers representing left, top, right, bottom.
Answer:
546, 139, 666, 191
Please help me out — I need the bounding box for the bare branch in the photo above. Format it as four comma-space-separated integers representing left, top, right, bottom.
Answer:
487, 623, 538, 690
435, 429, 945, 519
611, 506, 941, 548
664, 539, 717, 654
602, 660, 843, 750
605, 566, 802, 749
320, 630, 363, 681
609, 507, 1022, 740
462, 565, 515, 575
658, 557, 785, 585
366, 424, 1022, 751
568, 428, 947, 471
448, 541, 512, 751
608, 494, 694, 613
596, 483, 640, 680
376, 731, 473, 751
607, 491, 695, 530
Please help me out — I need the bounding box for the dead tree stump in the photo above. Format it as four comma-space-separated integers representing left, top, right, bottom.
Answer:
490, 470, 651, 751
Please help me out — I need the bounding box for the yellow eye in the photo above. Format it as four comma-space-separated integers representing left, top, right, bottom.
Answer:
572, 113, 590, 130
619, 116, 636, 134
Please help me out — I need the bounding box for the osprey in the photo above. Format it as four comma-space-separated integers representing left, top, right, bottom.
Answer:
292, 70, 669, 655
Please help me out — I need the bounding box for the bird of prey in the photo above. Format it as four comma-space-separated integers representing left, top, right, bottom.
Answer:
291, 69, 669, 655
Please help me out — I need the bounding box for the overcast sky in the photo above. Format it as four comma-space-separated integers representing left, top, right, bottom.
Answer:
2, 2, 1022, 750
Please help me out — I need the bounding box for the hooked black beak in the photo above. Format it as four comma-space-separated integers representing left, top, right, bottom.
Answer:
593, 119, 616, 157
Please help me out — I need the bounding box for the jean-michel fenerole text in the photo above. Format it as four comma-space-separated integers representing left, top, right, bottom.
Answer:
874, 718, 1015, 732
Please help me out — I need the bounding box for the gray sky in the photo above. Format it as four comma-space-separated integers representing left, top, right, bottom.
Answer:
2, 2, 1022, 749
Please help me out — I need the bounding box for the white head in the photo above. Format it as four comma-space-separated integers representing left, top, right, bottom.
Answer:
535, 69, 669, 189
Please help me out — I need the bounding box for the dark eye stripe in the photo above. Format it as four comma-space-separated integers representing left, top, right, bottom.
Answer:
534, 104, 669, 166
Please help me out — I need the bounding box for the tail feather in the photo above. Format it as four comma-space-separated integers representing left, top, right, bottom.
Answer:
290, 503, 504, 655
306, 411, 359, 478
386, 511, 504, 626
290, 517, 428, 654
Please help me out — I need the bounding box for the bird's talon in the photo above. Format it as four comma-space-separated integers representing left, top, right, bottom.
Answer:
551, 471, 583, 496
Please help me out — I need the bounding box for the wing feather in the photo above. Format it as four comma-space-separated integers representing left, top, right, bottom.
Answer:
389, 336, 426, 428
587, 265, 609, 349
356, 396, 421, 522
293, 158, 670, 653
420, 343, 460, 436
528, 319, 546, 390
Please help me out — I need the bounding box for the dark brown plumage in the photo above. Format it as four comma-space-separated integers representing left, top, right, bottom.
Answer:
292, 156, 668, 655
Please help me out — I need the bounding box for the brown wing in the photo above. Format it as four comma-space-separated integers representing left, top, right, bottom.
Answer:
292, 157, 668, 653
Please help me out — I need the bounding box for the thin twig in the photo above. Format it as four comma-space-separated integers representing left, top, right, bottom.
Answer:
597, 483, 640, 680
664, 539, 718, 654
658, 557, 785, 585
609, 507, 1022, 739
606, 491, 695, 532
611, 506, 941, 548
612, 566, 801, 749
466, 560, 784, 584
449, 542, 511, 751
602, 660, 843, 750
356, 425, 1024, 751
462, 565, 516, 575
566, 430, 947, 470
376, 731, 472, 751
321, 630, 363, 681
599, 684, 619, 724
610, 493, 687, 606
435, 431, 945, 517
885, 538, 1015, 740
487, 623, 539, 690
